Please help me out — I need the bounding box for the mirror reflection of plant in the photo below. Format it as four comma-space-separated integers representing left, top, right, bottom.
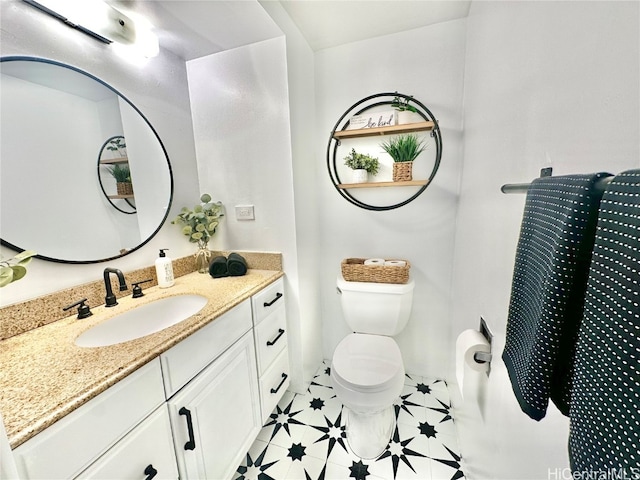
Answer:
106, 137, 126, 156
172, 193, 224, 247
107, 164, 132, 183
0, 250, 37, 287
380, 134, 427, 163
343, 148, 380, 175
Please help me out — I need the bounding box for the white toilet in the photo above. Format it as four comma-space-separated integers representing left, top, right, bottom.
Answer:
330, 274, 415, 459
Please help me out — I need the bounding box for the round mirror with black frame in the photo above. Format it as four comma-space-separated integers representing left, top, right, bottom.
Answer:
0, 56, 174, 263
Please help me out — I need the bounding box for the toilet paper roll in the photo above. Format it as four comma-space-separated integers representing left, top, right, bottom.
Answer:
364, 258, 385, 266
384, 260, 406, 267
455, 329, 490, 399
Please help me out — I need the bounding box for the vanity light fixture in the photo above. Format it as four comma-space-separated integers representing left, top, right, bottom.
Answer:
22, 0, 159, 58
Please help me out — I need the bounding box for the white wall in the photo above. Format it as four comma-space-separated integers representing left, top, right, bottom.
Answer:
314, 19, 467, 379
186, 37, 308, 391
0, 0, 200, 306
259, 0, 324, 391
451, 2, 640, 478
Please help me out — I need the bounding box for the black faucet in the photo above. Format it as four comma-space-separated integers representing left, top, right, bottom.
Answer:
104, 268, 128, 307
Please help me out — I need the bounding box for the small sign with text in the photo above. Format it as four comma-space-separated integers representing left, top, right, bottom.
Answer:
347, 111, 396, 130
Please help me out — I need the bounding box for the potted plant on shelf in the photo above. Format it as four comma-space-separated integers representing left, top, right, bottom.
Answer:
107, 164, 133, 195
106, 137, 127, 157
391, 95, 422, 125
171, 193, 224, 273
343, 148, 380, 183
380, 134, 427, 182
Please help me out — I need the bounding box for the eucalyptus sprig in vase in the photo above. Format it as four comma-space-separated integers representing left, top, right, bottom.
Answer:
172, 193, 224, 273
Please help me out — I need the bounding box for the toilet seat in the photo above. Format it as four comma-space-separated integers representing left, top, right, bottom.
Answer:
332, 333, 403, 393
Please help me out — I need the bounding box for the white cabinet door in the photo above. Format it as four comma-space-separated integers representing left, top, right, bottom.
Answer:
77, 405, 178, 480
167, 331, 261, 480
13, 359, 165, 480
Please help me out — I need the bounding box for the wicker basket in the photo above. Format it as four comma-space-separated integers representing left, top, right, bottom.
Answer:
117, 182, 134, 196
392, 162, 413, 182
341, 258, 410, 284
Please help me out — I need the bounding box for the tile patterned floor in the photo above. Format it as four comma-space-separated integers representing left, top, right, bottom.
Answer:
235, 362, 465, 480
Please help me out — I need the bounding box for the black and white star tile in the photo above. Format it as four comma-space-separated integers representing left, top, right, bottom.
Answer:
235, 362, 465, 480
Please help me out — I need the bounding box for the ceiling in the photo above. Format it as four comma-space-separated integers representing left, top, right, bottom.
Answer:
112, 0, 471, 60
279, 0, 471, 51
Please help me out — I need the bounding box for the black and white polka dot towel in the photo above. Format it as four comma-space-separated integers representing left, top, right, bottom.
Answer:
503, 172, 612, 420
569, 169, 640, 471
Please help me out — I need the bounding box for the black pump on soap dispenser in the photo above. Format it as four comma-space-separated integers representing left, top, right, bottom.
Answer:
155, 248, 175, 288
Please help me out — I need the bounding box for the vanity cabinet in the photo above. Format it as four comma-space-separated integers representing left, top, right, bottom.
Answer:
10, 278, 288, 480
12, 360, 166, 480
251, 278, 290, 423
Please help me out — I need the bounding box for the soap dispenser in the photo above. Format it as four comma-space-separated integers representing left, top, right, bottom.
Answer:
155, 249, 175, 288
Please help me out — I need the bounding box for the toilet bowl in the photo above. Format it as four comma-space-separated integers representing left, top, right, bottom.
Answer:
331, 333, 405, 458
330, 274, 414, 459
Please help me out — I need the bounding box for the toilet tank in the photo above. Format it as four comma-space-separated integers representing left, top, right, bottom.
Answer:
336, 274, 415, 336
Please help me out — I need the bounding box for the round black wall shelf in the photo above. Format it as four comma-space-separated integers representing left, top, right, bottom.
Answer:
326, 92, 442, 211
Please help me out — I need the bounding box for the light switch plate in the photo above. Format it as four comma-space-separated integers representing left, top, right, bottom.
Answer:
235, 205, 255, 221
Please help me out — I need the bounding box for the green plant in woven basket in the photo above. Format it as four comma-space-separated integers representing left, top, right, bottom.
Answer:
107, 164, 131, 183
343, 148, 380, 175
380, 134, 427, 163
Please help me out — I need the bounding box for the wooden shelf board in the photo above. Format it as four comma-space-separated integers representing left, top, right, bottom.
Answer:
337, 180, 429, 189
108, 194, 135, 199
100, 158, 129, 164
333, 121, 434, 140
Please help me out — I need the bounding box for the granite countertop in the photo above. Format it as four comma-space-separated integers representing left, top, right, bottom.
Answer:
0, 269, 283, 449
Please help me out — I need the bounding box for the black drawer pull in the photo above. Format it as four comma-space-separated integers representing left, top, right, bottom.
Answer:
270, 373, 288, 394
144, 464, 158, 480
266, 328, 285, 346
263, 292, 283, 307
179, 407, 196, 451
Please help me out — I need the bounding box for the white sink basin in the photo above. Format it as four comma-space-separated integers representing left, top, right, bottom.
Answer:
75, 295, 208, 348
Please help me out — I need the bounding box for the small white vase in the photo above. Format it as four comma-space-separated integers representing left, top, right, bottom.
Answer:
397, 110, 423, 125
351, 169, 368, 183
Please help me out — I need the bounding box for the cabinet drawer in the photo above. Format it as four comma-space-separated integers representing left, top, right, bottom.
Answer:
161, 299, 252, 398
254, 306, 287, 376
13, 359, 165, 480
259, 349, 290, 423
251, 278, 285, 326
77, 405, 178, 480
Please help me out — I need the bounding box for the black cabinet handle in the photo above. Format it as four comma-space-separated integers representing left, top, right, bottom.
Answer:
266, 328, 285, 347
270, 373, 288, 394
144, 464, 158, 480
263, 292, 283, 307
179, 407, 196, 451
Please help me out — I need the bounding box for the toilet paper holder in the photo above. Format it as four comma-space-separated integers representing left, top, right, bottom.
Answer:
475, 317, 494, 374
473, 351, 492, 364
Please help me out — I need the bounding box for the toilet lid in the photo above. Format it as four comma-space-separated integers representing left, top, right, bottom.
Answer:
332, 334, 404, 392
